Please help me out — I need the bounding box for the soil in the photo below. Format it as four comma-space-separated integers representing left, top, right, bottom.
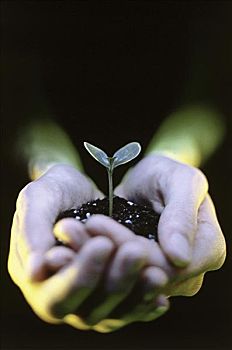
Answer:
57, 196, 160, 242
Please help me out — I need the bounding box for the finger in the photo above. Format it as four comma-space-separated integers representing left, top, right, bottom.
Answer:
45, 246, 76, 273
13, 241, 76, 283
124, 294, 170, 324
83, 240, 148, 325
16, 182, 57, 260
86, 214, 174, 276
92, 319, 127, 333
158, 166, 208, 267
10, 211, 53, 282
134, 235, 176, 276
75, 241, 173, 326
105, 267, 168, 320
15, 180, 69, 279
141, 294, 170, 322
43, 236, 114, 319
63, 314, 92, 331
53, 218, 90, 251
85, 214, 135, 245
92, 295, 170, 333
106, 241, 148, 292
178, 194, 226, 278
141, 266, 169, 299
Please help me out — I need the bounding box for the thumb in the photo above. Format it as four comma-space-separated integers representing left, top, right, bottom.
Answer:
15, 183, 58, 281
158, 169, 208, 267
158, 201, 197, 267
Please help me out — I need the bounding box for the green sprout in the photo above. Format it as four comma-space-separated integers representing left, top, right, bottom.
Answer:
84, 142, 141, 216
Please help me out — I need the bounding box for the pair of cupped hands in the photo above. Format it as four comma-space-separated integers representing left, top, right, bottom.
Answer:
8, 154, 226, 333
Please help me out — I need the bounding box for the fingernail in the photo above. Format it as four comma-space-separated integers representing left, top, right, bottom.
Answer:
169, 233, 192, 267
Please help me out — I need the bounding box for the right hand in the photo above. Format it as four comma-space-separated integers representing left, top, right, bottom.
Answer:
8, 164, 171, 332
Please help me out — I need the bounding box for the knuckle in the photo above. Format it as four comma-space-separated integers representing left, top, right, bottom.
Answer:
120, 241, 147, 264
193, 168, 208, 190
84, 237, 114, 268
16, 181, 46, 213
17, 182, 34, 206
143, 267, 168, 289
90, 236, 114, 253
179, 164, 209, 192
92, 235, 112, 245
164, 219, 194, 238
187, 166, 209, 191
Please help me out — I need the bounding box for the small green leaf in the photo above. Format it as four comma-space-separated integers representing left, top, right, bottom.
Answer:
113, 142, 141, 168
84, 142, 110, 168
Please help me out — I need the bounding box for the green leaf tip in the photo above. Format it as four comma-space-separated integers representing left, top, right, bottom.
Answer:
113, 142, 141, 167
84, 142, 110, 168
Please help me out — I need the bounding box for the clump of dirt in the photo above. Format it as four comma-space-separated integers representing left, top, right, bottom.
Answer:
57, 196, 160, 242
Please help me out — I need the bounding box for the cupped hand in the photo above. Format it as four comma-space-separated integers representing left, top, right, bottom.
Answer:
115, 154, 226, 296
8, 164, 103, 323
8, 164, 171, 332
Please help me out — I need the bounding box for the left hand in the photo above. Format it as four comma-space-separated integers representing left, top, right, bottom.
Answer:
115, 153, 226, 296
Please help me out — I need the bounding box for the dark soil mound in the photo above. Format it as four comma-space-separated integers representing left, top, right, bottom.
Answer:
57, 196, 160, 242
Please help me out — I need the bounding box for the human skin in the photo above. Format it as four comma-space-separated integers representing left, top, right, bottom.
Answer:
8, 156, 226, 332
115, 154, 226, 296
8, 164, 171, 332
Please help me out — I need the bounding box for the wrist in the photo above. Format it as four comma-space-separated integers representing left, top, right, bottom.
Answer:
144, 105, 225, 168
29, 158, 81, 181
145, 147, 201, 167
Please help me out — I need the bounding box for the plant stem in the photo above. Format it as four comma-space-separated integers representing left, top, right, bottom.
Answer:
107, 162, 114, 217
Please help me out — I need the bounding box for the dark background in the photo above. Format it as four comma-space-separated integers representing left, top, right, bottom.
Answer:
1, 1, 232, 349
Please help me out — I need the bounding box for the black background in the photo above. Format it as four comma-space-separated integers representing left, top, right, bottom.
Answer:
1, 1, 232, 349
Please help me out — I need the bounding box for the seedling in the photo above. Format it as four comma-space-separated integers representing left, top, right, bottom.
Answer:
84, 142, 141, 216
